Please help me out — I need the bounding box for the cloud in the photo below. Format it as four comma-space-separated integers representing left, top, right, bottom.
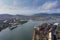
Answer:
38, 1, 58, 10
0, 0, 60, 15
0, 0, 41, 15
0, 2, 39, 15
36, 1, 60, 13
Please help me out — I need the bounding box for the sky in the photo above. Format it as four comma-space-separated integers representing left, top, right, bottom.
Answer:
0, 0, 60, 15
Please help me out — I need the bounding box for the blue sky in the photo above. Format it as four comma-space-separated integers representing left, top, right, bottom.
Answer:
0, 0, 60, 15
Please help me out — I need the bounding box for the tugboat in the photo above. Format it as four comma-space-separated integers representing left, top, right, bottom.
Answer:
32, 23, 60, 40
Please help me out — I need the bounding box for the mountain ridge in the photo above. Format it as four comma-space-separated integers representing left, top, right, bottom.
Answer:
0, 13, 60, 20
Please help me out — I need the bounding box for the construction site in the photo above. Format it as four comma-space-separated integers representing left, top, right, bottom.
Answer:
32, 23, 60, 40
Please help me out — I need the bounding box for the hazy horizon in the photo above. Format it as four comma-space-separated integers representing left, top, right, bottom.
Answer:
0, 0, 60, 15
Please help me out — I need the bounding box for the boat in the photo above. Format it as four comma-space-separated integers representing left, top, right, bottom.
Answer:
19, 20, 28, 24
9, 26, 17, 30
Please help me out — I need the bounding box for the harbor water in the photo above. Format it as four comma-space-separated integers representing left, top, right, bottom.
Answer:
0, 20, 60, 40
